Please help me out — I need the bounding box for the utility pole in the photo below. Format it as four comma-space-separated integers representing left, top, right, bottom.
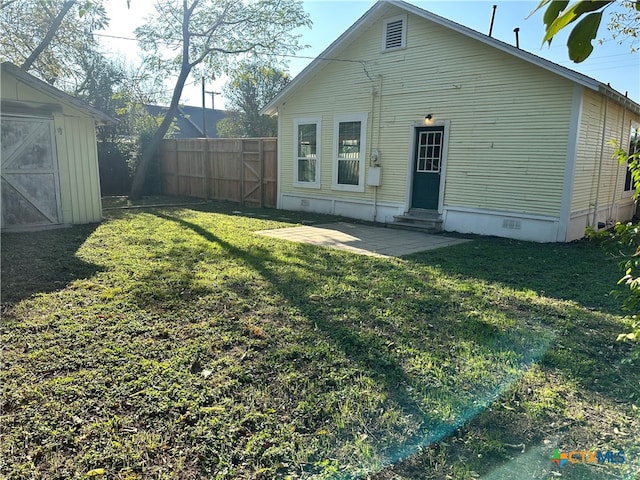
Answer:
206, 90, 221, 110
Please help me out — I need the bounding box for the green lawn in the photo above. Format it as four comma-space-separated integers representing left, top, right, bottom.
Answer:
1, 201, 639, 480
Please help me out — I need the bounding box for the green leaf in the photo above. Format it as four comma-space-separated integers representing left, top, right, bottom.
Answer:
567, 11, 603, 62
543, 1, 569, 28
86, 469, 106, 477
617, 332, 638, 342
543, 1, 610, 43
527, 0, 553, 18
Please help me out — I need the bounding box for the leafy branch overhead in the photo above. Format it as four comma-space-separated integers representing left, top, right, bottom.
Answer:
530, 0, 640, 62
0, 0, 110, 85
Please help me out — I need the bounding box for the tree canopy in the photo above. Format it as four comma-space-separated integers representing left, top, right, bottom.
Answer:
129, 0, 311, 198
0, 0, 108, 85
217, 61, 290, 138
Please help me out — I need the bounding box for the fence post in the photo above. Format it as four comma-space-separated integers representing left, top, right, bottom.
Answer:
240, 139, 245, 206
259, 139, 264, 208
203, 139, 211, 199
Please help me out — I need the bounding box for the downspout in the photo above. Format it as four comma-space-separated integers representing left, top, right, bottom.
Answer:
370, 74, 383, 223
592, 93, 609, 228
369, 81, 377, 222
609, 106, 626, 223
276, 106, 282, 210
377, 75, 383, 148
376, 75, 384, 222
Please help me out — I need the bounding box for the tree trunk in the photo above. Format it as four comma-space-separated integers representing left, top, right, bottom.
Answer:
129, 0, 195, 199
21, 0, 76, 71
128, 67, 192, 199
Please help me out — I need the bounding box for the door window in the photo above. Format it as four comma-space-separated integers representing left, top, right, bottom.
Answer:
416, 130, 443, 173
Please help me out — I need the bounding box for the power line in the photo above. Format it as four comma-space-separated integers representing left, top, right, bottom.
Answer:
93, 32, 138, 41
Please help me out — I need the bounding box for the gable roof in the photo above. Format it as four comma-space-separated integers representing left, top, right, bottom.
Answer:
1, 62, 115, 125
262, 0, 640, 116
145, 104, 229, 139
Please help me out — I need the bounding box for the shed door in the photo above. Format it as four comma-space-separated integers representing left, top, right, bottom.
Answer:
411, 126, 444, 210
1, 116, 62, 228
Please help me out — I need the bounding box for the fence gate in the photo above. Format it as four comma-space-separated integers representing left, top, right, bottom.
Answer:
241, 139, 262, 207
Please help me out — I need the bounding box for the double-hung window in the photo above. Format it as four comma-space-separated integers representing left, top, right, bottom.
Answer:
294, 118, 320, 188
333, 113, 368, 192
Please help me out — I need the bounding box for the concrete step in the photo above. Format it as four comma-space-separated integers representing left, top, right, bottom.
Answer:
407, 208, 441, 220
391, 214, 443, 233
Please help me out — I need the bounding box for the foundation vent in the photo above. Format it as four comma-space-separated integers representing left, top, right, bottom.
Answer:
502, 218, 522, 230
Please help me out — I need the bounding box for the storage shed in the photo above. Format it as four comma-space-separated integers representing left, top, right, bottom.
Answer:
1, 62, 113, 231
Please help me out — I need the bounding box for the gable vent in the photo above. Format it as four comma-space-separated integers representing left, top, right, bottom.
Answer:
386, 20, 403, 48
383, 15, 406, 51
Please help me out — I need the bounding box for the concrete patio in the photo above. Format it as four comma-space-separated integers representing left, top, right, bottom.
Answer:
255, 222, 470, 258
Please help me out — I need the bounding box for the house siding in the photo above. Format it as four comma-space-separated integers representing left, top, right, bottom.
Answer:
277, 6, 574, 225
271, 2, 640, 241
54, 114, 103, 224
568, 89, 640, 241
1, 68, 103, 227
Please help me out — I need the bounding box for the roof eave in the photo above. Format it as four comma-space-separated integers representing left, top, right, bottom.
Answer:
599, 84, 640, 116
1, 62, 117, 125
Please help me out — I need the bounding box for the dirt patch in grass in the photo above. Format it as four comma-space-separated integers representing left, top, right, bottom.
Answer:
1, 203, 638, 479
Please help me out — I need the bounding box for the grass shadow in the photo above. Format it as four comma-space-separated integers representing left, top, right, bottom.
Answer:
3, 207, 638, 480
405, 238, 637, 389
407, 237, 622, 314
146, 210, 565, 473
1, 224, 103, 305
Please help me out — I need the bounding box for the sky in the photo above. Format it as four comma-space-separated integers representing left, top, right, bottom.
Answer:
98, 0, 640, 109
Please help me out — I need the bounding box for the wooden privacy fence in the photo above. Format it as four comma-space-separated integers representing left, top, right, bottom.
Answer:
159, 138, 277, 208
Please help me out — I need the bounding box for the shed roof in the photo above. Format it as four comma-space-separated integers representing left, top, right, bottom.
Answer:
262, 0, 640, 116
1, 62, 115, 125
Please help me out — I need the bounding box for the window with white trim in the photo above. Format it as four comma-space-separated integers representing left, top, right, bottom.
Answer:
333, 114, 367, 191
624, 126, 639, 193
382, 14, 407, 51
294, 118, 320, 188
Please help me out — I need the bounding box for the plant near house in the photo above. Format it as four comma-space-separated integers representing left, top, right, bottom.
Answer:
533, 0, 640, 358
72, 51, 171, 194
588, 138, 640, 359
0, 0, 112, 85
1, 0, 167, 195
